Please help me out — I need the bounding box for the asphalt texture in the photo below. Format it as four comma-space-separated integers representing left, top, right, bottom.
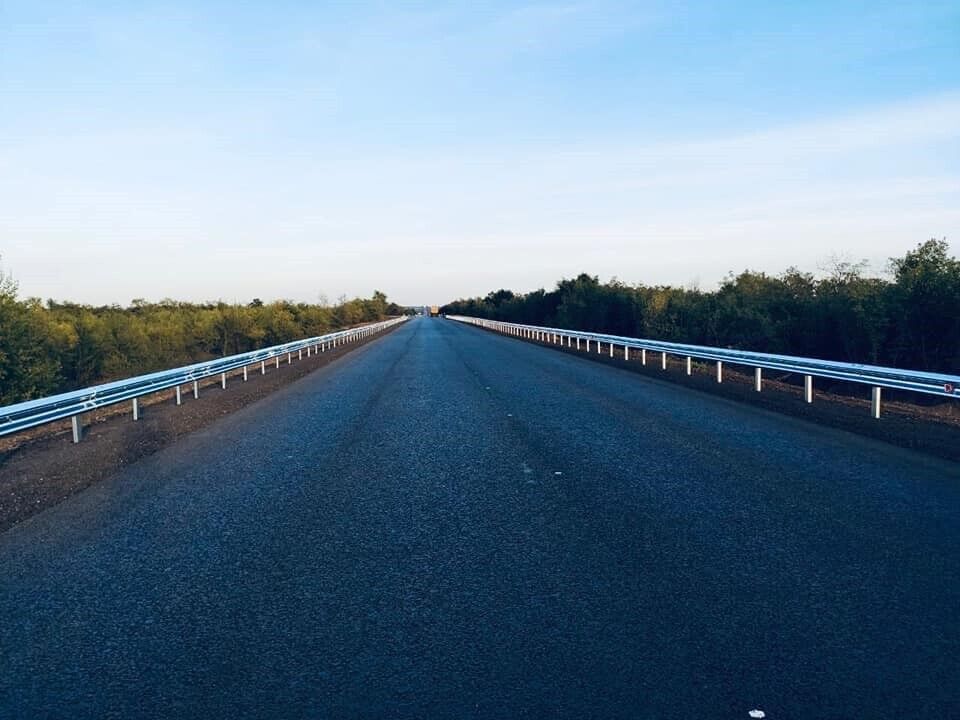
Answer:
1, 317, 958, 719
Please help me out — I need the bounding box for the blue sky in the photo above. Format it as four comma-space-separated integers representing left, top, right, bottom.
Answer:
1, 1, 958, 304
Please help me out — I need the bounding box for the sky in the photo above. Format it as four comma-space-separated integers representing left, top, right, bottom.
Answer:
1, 1, 958, 306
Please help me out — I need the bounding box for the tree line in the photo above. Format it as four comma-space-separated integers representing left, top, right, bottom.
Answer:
443, 239, 960, 375
0, 277, 407, 405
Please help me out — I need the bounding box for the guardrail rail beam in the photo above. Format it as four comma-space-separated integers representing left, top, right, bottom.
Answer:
448, 315, 959, 419
0, 317, 407, 443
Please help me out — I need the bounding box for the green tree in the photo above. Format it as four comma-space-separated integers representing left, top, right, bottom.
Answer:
888, 239, 960, 371
0, 264, 62, 403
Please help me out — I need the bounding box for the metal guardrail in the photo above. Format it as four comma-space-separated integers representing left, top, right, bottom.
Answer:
448, 315, 960, 418
0, 317, 408, 442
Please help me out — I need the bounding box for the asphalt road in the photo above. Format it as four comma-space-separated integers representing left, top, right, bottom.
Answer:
1, 317, 958, 719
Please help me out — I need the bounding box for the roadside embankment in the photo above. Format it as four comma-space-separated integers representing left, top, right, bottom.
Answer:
476, 324, 960, 464
0, 323, 403, 533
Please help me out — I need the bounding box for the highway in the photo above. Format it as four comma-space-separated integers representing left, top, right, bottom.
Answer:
1, 316, 957, 719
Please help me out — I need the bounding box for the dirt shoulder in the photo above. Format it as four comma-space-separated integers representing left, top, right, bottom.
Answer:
497, 328, 960, 464
0, 325, 402, 534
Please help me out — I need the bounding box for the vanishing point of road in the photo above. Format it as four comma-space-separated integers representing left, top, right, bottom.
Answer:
1, 317, 957, 718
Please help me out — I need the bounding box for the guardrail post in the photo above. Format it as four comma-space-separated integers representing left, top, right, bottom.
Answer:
221, 372, 227, 389
72, 415, 82, 443
299, 349, 303, 360
243, 366, 248, 382
686, 357, 692, 375
287, 352, 292, 364
193, 380, 199, 399
576, 338, 580, 350
597, 341, 601, 354
275, 356, 280, 369
261, 361, 266, 374
755, 368, 762, 392
586, 339, 591, 352
872, 387, 882, 419
661, 352, 667, 370
176, 386, 182, 405
804, 375, 813, 403
642, 349, 646, 365
132, 398, 140, 421
624, 346, 629, 360
716, 361, 723, 383
609, 343, 613, 357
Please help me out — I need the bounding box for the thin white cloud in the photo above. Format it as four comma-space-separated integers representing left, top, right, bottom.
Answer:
0, 93, 957, 304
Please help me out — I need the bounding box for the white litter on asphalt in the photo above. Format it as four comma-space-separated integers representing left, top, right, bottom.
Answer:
748, 710, 765, 718
554, 471, 563, 476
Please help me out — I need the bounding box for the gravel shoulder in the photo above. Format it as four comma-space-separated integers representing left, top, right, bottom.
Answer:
473, 325, 960, 463
0, 325, 402, 533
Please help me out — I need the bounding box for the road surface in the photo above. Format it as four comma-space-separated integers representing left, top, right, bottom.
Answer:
2, 317, 958, 718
